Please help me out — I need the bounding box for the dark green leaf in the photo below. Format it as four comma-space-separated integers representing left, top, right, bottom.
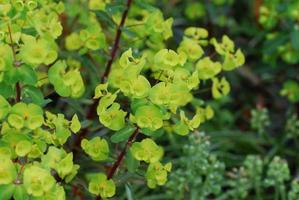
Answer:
22, 86, 49, 106
13, 185, 29, 200
95, 11, 116, 27
125, 149, 140, 173
140, 128, 164, 137
125, 184, 134, 200
0, 82, 14, 98
0, 184, 15, 200
17, 65, 37, 85
291, 26, 299, 50
111, 125, 135, 143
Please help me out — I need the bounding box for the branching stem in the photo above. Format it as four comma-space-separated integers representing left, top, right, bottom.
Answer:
7, 24, 21, 102
74, 0, 133, 150
101, 0, 133, 83
107, 127, 139, 179
96, 127, 139, 200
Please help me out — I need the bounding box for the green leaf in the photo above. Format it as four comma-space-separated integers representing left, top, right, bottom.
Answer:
22, 86, 46, 106
146, 162, 172, 188
140, 128, 164, 137
125, 184, 134, 200
106, 3, 125, 14
13, 185, 29, 200
134, 105, 164, 131
15, 140, 32, 157
125, 150, 140, 173
130, 98, 149, 113
95, 11, 116, 27
70, 114, 81, 133
88, 173, 116, 198
17, 65, 37, 85
0, 184, 15, 200
131, 138, 163, 163
111, 125, 135, 143
291, 26, 299, 50
81, 137, 109, 161
99, 103, 126, 131
0, 95, 11, 120
0, 82, 14, 98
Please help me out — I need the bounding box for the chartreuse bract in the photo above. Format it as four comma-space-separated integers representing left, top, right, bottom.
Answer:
0, 0, 244, 199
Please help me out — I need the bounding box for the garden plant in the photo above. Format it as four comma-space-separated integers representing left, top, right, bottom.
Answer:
0, 0, 298, 200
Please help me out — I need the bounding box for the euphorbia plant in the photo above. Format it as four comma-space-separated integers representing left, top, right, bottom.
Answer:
0, 0, 244, 199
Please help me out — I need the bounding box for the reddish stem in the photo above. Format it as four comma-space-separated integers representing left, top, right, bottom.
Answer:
96, 127, 139, 200
15, 82, 21, 102
72, 185, 86, 200
73, 100, 98, 148
254, 0, 263, 23
74, 0, 133, 148
101, 0, 133, 83
7, 24, 21, 102
107, 127, 139, 179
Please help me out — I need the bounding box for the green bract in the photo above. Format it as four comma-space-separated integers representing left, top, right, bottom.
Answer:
131, 138, 163, 163
149, 82, 172, 105
145, 11, 173, 40
15, 140, 32, 157
65, 28, 106, 51
223, 49, 245, 71
65, 33, 82, 50
154, 49, 180, 68
97, 91, 118, 114
23, 165, 56, 197
96, 90, 127, 131
89, 0, 110, 11
280, 80, 299, 103
32, 9, 63, 39
196, 57, 222, 80
44, 112, 73, 146
70, 114, 81, 133
0, 44, 13, 73
0, 155, 17, 185
81, 137, 109, 161
211, 35, 245, 70
41, 184, 66, 200
0, 95, 11, 120
184, 27, 209, 40
41, 146, 79, 181
212, 77, 230, 99
94, 83, 108, 99
48, 60, 85, 98
146, 162, 172, 188
134, 105, 164, 131
120, 75, 151, 99
99, 103, 127, 131
7, 102, 43, 130
19, 35, 57, 66
178, 38, 204, 61
88, 173, 115, 198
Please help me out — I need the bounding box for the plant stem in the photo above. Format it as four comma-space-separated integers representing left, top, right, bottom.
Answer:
275, 185, 279, 200
95, 127, 139, 200
101, 0, 133, 83
7, 24, 21, 102
279, 185, 286, 200
107, 127, 139, 179
73, 0, 133, 151
72, 185, 86, 200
